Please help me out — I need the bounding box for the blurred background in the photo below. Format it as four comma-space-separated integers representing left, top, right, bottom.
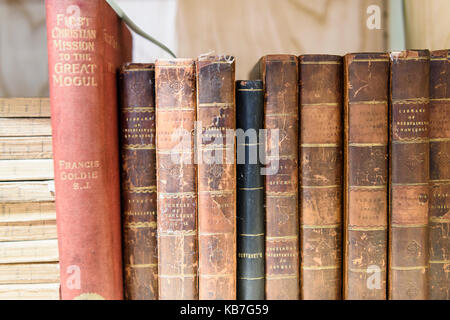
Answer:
0, 0, 449, 97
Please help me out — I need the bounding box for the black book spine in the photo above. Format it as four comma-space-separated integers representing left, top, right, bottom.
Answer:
236, 80, 265, 300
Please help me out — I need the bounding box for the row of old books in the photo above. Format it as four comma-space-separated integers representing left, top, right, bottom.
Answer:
44, 0, 449, 300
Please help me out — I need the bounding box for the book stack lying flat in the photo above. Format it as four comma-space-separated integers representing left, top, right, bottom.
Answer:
0, 98, 59, 300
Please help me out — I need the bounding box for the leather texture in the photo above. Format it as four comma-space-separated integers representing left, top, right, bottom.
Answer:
344, 53, 389, 300
119, 63, 158, 300
429, 49, 450, 300
299, 54, 343, 300
261, 55, 300, 300
196, 55, 237, 300
236, 80, 265, 300
155, 59, 199, 300
389, 50, 430, 300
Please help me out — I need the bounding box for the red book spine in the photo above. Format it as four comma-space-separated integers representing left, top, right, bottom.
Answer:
46, 0, 132, 300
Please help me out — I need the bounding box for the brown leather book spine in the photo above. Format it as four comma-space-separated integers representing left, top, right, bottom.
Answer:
429, 49, 450, 300
262, 55, 300, 300
389, 50, 430, 300
299, 55, 343, 300
196, 55, 236, 300
344, 53, 389, 300
155, 59, 198, 300
46, 0, 132, 300
119, 64, 158, 300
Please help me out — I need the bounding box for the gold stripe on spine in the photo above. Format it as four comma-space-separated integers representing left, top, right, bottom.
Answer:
348, 100, 388, 105
349, 185, 386, 190
238, 187, 263, 191
121, 107, 155, 112
429, 260, 450, 264
266, 235, 298, 240
159, 231, 197, 236
300, 61, 341, 65
391, 97, 429, 104
301, 102, 339, 107
125, 221, 157, 229
301, 143, 340, 147
430, 217, 450, 223
391, 223, 428, 228
125, 263, 158, 268
348, 226, 387, 231
302, 265, 340, 270
430, 138, 450, 142
390, 266, 428, 270
392, 139, 429, 145
240, 233, 264, 237
351, 59, 389, 62
391, 182, 429, 186
430, 97, 450, 101
348, 268, 386, 273
126, 186, 157, 193
301, 224, 340, 229
198, 102, 233, 108
300, 185, 340, 189
239, 277, 264, 280
123, 144, 156, 150
349, 143, 387, 147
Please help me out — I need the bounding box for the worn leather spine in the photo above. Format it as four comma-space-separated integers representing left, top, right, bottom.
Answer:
389, 50, 430, 300
155, 59, 198, 300
46, 0, 132, 300
343, 53, 389, 300
261, 55, 300, 300
299, 55, 343, 300
429, 50, 450, 300
119, 64, 158, 300
236, 80, 265, 300
196, 55, 236, 300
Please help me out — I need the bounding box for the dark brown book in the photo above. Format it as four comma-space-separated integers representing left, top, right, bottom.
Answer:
119, 64, 158, 300
389, 50, 430, 300
429, 49, 450, 300
261, 55, 300, 300
155, 59, 198, 300
343, 53, 389, 300
299, 55, 343, 300
196, 55, 236, 300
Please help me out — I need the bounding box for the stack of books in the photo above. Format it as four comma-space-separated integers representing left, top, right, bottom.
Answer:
0, 98, 59, 300
42, 0, 449, 300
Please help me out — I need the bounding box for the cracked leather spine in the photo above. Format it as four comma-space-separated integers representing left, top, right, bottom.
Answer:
299, 54, 343, 300
389, 50, 430, 300
119, 63, 158, 300
429, 49, 450, 300
261, 55, 300, 300
155, 59, 199, 300
196, 55, 236, 300
343, 53, 389, 300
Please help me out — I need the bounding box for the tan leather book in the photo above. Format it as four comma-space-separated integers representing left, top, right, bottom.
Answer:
389, 50, 430, 300
343, 53, 389, 300
429, 49, 450, 300
299, 54, 343, 300
196, 55, 236, 300
119, 64, 158, 300
261, 55, 300, 300
155, 59, 198, 300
